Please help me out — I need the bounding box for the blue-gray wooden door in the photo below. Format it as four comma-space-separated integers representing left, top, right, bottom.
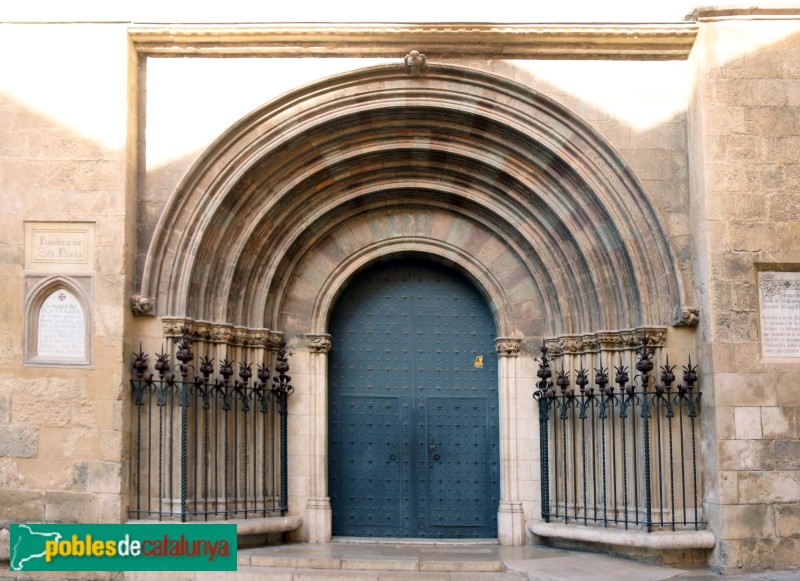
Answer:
328, 259, 499, 538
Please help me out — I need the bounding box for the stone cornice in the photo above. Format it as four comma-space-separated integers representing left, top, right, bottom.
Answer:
129, 23, 697, 60
690, 6, 800, 22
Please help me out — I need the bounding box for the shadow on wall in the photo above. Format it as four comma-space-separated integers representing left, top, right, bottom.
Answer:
0, 91, 129, 526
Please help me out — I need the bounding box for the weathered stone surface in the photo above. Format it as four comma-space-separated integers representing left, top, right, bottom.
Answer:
774, 440, 800, 470
0, 424, 38, 457
45, 491, 99, 522
0, 488, 44, 521
0, 527, 8, 560
739, 471, 800, 504
77, 461, 122, 494
775, 505, 800, 538
762, 407, 798, 440
738, 537, 800, 570
718, 440, 774, 471
720, 504, 774, 540
715, 373, 777, 407
733, 407, 762, 440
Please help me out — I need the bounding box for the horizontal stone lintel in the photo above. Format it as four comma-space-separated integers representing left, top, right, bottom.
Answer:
528, 520, 716, 550
129, 23, 697, 60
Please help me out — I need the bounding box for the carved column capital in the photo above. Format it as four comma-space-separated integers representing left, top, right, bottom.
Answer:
307, 334, 332, 353
495, 337, 521, 357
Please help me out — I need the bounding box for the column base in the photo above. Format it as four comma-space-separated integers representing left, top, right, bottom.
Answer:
305, 497, 332, 543
498, 501, 526, 546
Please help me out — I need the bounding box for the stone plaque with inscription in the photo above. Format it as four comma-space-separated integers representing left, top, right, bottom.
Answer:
37, 289, 86, 359
25, 222, 95, 271
759, 271, 800, 358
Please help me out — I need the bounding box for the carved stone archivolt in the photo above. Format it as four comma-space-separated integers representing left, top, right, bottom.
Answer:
544, 327, 667, 357
495, 337, 521, 357
161, 317, 281, 349
307, 334, 333, 353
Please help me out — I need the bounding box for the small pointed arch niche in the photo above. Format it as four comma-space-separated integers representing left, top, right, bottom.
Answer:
24, 276, 93, 367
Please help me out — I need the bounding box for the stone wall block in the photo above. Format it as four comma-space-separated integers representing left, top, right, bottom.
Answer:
739, 471, 800, 504
720, 504, 774, 539
775, 505, 800, 538
738, 538, 800, 569
75, 461, 122, 494
733, 407, 762, 440
0, 424, 38, 457
763, 135, 800, 164
45, 491, 99, 522
12, 395, 70, 426
746, 164, 786, 193
715, 373, 777, 407
0, 393, 9, 423
714, 310, 758, 342
777, 374, 800, 405
718, 440, 774, 471
744, 107, 800, 136
0, 488, 44, 522
762, 407, 799, 440
719, 471, 739, 504
774, 440, 800, 470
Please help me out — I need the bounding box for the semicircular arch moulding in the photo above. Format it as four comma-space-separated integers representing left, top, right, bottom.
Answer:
139, 63, 687, 337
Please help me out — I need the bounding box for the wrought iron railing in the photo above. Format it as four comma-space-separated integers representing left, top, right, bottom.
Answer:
128, 326, 293, 521
533, 338, 703, 531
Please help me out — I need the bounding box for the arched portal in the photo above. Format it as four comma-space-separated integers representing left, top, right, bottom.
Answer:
137, 62, 687, 545
140, 63, 685, 334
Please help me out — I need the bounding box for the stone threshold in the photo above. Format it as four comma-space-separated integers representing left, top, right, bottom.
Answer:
331, 537, 500, 546
528, 520, 716, 550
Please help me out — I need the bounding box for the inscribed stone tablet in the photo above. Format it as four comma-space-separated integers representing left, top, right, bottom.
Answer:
37, 289, 86, 359
758, 271, 800, 358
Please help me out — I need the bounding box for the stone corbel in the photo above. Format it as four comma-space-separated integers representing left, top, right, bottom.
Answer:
129, 295, 155, 317
404, 50, 427, 75
672, 305, 700, 327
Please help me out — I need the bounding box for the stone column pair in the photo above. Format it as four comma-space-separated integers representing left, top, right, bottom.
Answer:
303, 334, 526, 545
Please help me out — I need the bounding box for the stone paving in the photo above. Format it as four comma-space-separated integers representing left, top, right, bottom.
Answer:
225, 542, 800, 581
3, 541, 799, 580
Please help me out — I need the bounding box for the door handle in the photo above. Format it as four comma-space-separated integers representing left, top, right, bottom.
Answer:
429, 442, 441, 462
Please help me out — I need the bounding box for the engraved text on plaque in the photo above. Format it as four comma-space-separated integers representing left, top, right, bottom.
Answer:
759, 271, 800, 358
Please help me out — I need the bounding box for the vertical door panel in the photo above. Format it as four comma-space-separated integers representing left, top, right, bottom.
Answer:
329, 259, 499, 538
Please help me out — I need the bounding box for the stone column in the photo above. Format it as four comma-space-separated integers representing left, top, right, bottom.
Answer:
495, 337, 526, 545
305, 334, 332, 543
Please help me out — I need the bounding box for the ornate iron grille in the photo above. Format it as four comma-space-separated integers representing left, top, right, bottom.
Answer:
128, 326, 292, 521
534, 338, 703, 531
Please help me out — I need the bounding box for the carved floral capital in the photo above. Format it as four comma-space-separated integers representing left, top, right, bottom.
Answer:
307, 334, 333, 353
495, 337, 521, 357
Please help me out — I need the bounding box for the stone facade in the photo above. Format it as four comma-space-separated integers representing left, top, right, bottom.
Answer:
0, 6, 798, 575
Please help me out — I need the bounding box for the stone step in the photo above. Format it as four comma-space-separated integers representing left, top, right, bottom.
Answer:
226, 546, 529, 581
244, 553, 506, 572
197, 566, 527, 581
